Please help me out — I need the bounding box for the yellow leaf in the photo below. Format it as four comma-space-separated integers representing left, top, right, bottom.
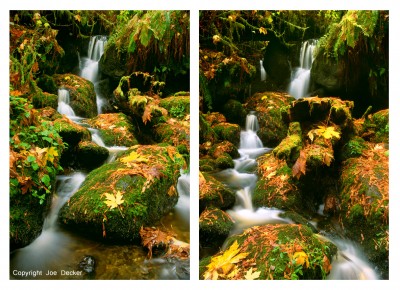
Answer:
203, 240, 248, 280
213, 35, 221, 44
244, 267, 261, 280
119, 151, 147, 164
317, 126, 341, 140
46, 147, 58, 163
259, 27, 268, 35
103, 191, 125, 210
74, 14, 81, 22
267, 171, 276, 179
293, 251, 309, 268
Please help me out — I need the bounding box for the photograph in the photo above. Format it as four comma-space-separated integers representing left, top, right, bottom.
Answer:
198, 10, 389, 280
9, 10, 190, 280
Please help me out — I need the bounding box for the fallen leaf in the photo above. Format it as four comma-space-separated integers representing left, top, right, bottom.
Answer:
244, 267, 261, 280
103, 191, 125, 210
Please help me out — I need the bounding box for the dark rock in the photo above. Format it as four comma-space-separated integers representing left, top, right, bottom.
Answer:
79, 255, 96, 274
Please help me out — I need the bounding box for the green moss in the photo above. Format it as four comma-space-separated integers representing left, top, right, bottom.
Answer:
212, 122, 241, 145
273, 134, 302, 162
215, 153, 234, 169
200, 172, 236, 211
341, 137, 367, 160
53, 117, 91, 146
200, 208, 234, 248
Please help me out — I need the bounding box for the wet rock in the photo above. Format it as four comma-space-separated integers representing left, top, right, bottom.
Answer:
272, 122, 302, 163
53, 74, 97, 118
59, 145, 186, 242
200, 224, 337, 280
76, 141, 109, 171
209, 141, 240, 159
323, 193, 338, 216
212, 122, 240, 145
338, 142, 388, 276
199, 208, 234, 248
53, 116, 91, 146
84, 113, 139, 147
253, 153, 302, 211
154, 118, 190, 153
244, 92, 294, 147
199, 172, 236, 212
32, 90, 58, 109
79, 255, 96, 274
222, 99, 247, 127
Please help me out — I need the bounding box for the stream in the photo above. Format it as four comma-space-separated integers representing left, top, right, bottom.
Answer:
10, 36, 190, 280
209, 110, 379, 280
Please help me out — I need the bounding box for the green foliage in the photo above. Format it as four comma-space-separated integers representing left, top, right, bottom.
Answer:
169, 103, 186, 119
318, 11, 380, 60
10, 95, 65, 204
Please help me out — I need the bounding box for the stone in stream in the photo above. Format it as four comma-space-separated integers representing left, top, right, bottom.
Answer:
199, 207, 234, 248
154, 117, 190, 154
53, 74, 98, 118
59, 145, 186, 242
76, 141, 109, 171
338, 142, 388, 278
199, 224, 337, 280
79, 255, 96, 274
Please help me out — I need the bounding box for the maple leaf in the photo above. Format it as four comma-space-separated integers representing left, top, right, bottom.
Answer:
119, 151, 147, 164
103, 191, 124, 210
203, 240, 248, 280
244, 267, 261, 280
292, 150, 307, 180
293, 251, 309, 268
74, 14, 81, 22
212, 34, 221, 44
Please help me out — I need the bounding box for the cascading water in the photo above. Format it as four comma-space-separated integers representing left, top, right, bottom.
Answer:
288, 39, 317, 99
213, 112, 291, 234
80, 35, 108, 114
212, 111, 379, 280
260, 59, 266, 82
57, 88, 75, 117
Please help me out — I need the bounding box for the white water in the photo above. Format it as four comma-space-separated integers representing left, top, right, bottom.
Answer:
80, 35, 108, 114
288, 39, 317, 99
212, 112, 291, 233
175, 170, 190, 228
57, 88, 75, 117
260, 60, 266, 82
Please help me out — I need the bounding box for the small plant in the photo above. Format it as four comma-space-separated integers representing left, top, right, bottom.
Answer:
170, 103, 186, 119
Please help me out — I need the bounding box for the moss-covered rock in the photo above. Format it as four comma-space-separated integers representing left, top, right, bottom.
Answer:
159, 95, 190, 119
199, 172, 236, 212
200, 113, 218, 145
244, 92, 294, 147
338, 142, 388, 277
284, 97, 354, 130
253, 153, 302, 211
356, 109, 389, 144
208, 141, 240, 159
199, 207, 234, 248
36, 74, 58, 95
215, 153, 234, 169
222, 99, 247, 126
53, 116, 91, 146
32, 90, 58, 109
76, 141, 109, 171
272, 122, 303, 163
199, 157, 217, 172
59, 145, 186, 242
84, 113, 139, 147
154, 117, 190, 153
200, 224, 337, 280
212, 122, 241, 145
340, 136, 367, 160
53, 73, 97, 118
10, 193, 51, 251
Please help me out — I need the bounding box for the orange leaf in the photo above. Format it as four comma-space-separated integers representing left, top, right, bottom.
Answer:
292, 150, 307, 179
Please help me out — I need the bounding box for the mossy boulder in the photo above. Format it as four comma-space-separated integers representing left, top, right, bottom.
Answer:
356, 109, 389, 144
199, 172, 236, 212
200, 113, 218, 145
244, 92, 294, 147
53, 73, 97, 118
215, 153, 234, 169
199, 157, 217, 172
200, 224, 337, 280
53, 116, 91, 146
199, 207, 234, 248
209, 141, 240, 159
272, 122, 303, 163
76, 141, 109, 171
222, 99, 247, 126
212, 122, 241, 145
253, 153, 302, 211
159, 95, 190, 119
59, 145, 186, 242
10, 193, 51, 251
36, 74, 59, 95
32, 90, 58, 109
83, 113, 139, 147
340, 136, 367, 160
283, 97, 354, 130
338, 142, 388, 277
154, 118, 190, 153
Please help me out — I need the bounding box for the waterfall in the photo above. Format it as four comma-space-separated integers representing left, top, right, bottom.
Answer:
175, 170, 190, 227
260, 60, 266, 82
57, 88, 75, 117
288, 39, 317, 99
80, 35, 108, 114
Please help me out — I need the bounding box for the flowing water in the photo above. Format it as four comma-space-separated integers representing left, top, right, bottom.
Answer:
260, 59, 266, 82
10, 35, 190, 280
288, 39, 317, 99
212, 112, 378, 279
